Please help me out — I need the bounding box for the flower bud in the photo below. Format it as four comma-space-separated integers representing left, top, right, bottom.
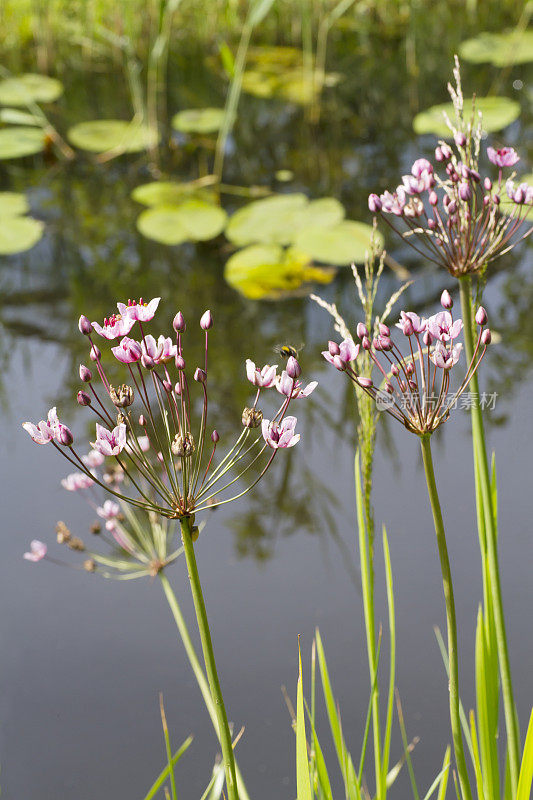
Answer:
385, 382, 394, 394
356, 322, 368, 339
368, 193, 382, 213
379, 323, 390, 336
211, 430, 220, 443
484, 177, 492, 192
459, 182, 472, 201
429, 191, 438, 206
391, 364, 400, 376
90, 344, 101, 361
77, 390, 91, 406
194, 368, 207, 383
78, 315, 92, 335
403, 319, 414, 337
139, 414, 147, 426
57, 424, 74, 446
141, 354, 155, 370
440, 290, 453, 309
428, 218, 437, 230
406, 362, 414, 375
286, 356, 301, 379
174, 382, 181, 396
173, 311, 185, 332
454, 131, 466, 148
200, 310, 213, 330
162, 379, 172, 392
332, 355, 345, 370
481, 329, 492, 345
357, 377, 373, 388
175, 355, 185, 371
79, 364, 92, 382
362, 336, 371, 350
493, 194, 500, 205
423, 331, 433, 346
328, 340, 340, 356
475, 306, 487, 326
435, 146, 444, 162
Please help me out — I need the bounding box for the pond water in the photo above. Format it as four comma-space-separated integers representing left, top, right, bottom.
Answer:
1, 8, 532, 798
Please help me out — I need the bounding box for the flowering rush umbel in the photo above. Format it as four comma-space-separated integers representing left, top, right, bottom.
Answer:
368, 62, 532, 277
23, 299, 316, 537
322, 291, 490, 436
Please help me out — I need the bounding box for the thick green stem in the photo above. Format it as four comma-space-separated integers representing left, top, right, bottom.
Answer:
420, 434, 472, 800
459, 276, 520, 793
179, 516, 239, 800
159, 573, 250, 800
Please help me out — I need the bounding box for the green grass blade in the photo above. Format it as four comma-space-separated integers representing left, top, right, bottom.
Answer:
517, 708, 533, 800
159, 693, 178, 800
305, 700, 334, 800
469, 710, 486, 800
315, 628, 347, 780
297, 638, 313, 800
436, 746, 451, 800
421, 760, 451, 800
433, 627, 474, 761
357, 630, 383, 784
202, 761, 225, 800
380, 526, 396, 797
395, 690, 420, 800
142, 733, 193, 800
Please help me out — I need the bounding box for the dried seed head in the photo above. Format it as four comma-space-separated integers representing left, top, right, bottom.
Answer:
171, 432, 196, 457
110, 384, 135, 408
56, 520, 71, 544
83, 558, 96, 573
90, 522, 101, 535
67, 536, 85, 552
242, 407, 263, 429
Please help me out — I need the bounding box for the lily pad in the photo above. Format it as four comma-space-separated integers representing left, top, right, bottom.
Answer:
0, 216, 44, 254
226, 194, 345, 247
171, 108, 225, 134
459, 30, 533, 67
0, 73, 64, 106
413, 96, 521, 137
67, 120, 158, 153
131, 181, 216, 206
241, 71, 279, 99
247, 46, 303, 70
0, 126, 45, 159
294, 221, 383, 265
0, 192, 30, 217
224, 244, 335, 300
137, 200, 227, 245
0, 108, 44, 126
500, 173, 533, 222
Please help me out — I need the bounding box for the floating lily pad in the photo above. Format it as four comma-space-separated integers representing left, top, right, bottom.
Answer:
67, 120, 158, 153
0, 126, 45, 159
224, 244, 335, 300
247, 46, 303, 70
500, 173, 533, 221
294, 221, 383, 265
226, 194, 345, 247
459, 30, 533, 67
137, 200, 227, 245
0, 216, 44, 254
241, 71, 279, 98
131, 181, 216, 206
171, 108, 225, 134
0, 73, 64, 106
413, 96, 521, 137
0, 191, 30, 217
0, 108, 44, 126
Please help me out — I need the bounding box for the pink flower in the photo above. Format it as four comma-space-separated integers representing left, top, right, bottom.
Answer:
322, 338, 359, 366
276, 371, 318, 399
117, 297, 161, 322
427, 311, 463, 342
380, 188, 407, 215
505, 179, 533, 205
411, 158, 433, 178
22, 407, 59, 444
111, 337, 142, 363
430, 342, 463, 369
92, 313, 136, 340
262, 416, 300, 449
246, 360, 277, 388
155, 336, 177, 363
24, 540, 47, 562
97, 499, 121, 530
487, 146, 519, 168
82, 449, 105, 468
91, 423, 127, 456
61, 472, 95, 491
396, 312, 426, 335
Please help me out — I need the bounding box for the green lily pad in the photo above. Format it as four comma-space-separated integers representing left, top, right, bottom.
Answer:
247, 46, 303, 70
67, 120, 158, 153
131, 181, 216, 206
137, 200, 227, 245
500, 172, 533, 221
171, 108, 225, 134
241, 71, 278, 98
0, 108, 44, 126
0, 216, 44, 254
224, 244, 335, 300
0, 192, 30, 216
0, 73, 64, 106
459, 30, 533, 67
0, 127, 45, 159
413, 96, 521, 137
226, 194, 345, 247
294, 221, 383, 265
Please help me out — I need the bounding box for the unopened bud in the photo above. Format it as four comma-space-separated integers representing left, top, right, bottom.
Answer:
423, 331, 433, 346
493, 194, 500, 205
139, 414, 147, 426
57, 424, 74, 446
435, 146, 444, 162
391, 364, 400, 376
242, 407, 263, 429
362, 336, 371, 350
78, 315, 92, 335
357, 377, 373, 388
429, 191, 438, 206
200, 309, 213, 330
440, 290, 453, 309
459, 182, 472, 201
328, 341, 340, 356
141, 354, 155, 369
194, 368, 207, 383
173, 311, 185, 332
176, 355, 185, 370
406, 362, 415, 375
77, 390, 91, 406
403, 319, 414, 336
332, 355, 345, 371
368, 193, 382, 213
481, 329, 492, 345
475, 306, 487, 326
454, 131, 466, 148
379, 323, 390, 336
79, 364, 92, 382
484, 177, 492, 192
356, 322, 368, 339
211, 430, 220, 443
90, 344, 101, 361
286, 356, 301, 379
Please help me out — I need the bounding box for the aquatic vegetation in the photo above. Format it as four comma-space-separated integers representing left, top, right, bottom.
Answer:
171, 107, 225, 134
136, 199, 228, 245
0, 125, 46, 159
413, 95, 521, 137
459, 29, 533, 67
67, 119, 159, 154
0, 191, 44, 254
0, 72, 63, 105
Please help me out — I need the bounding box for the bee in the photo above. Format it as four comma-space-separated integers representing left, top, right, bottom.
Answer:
274, 343, 304, 360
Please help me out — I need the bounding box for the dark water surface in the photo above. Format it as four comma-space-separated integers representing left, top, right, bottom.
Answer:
1, 11, 532, 799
